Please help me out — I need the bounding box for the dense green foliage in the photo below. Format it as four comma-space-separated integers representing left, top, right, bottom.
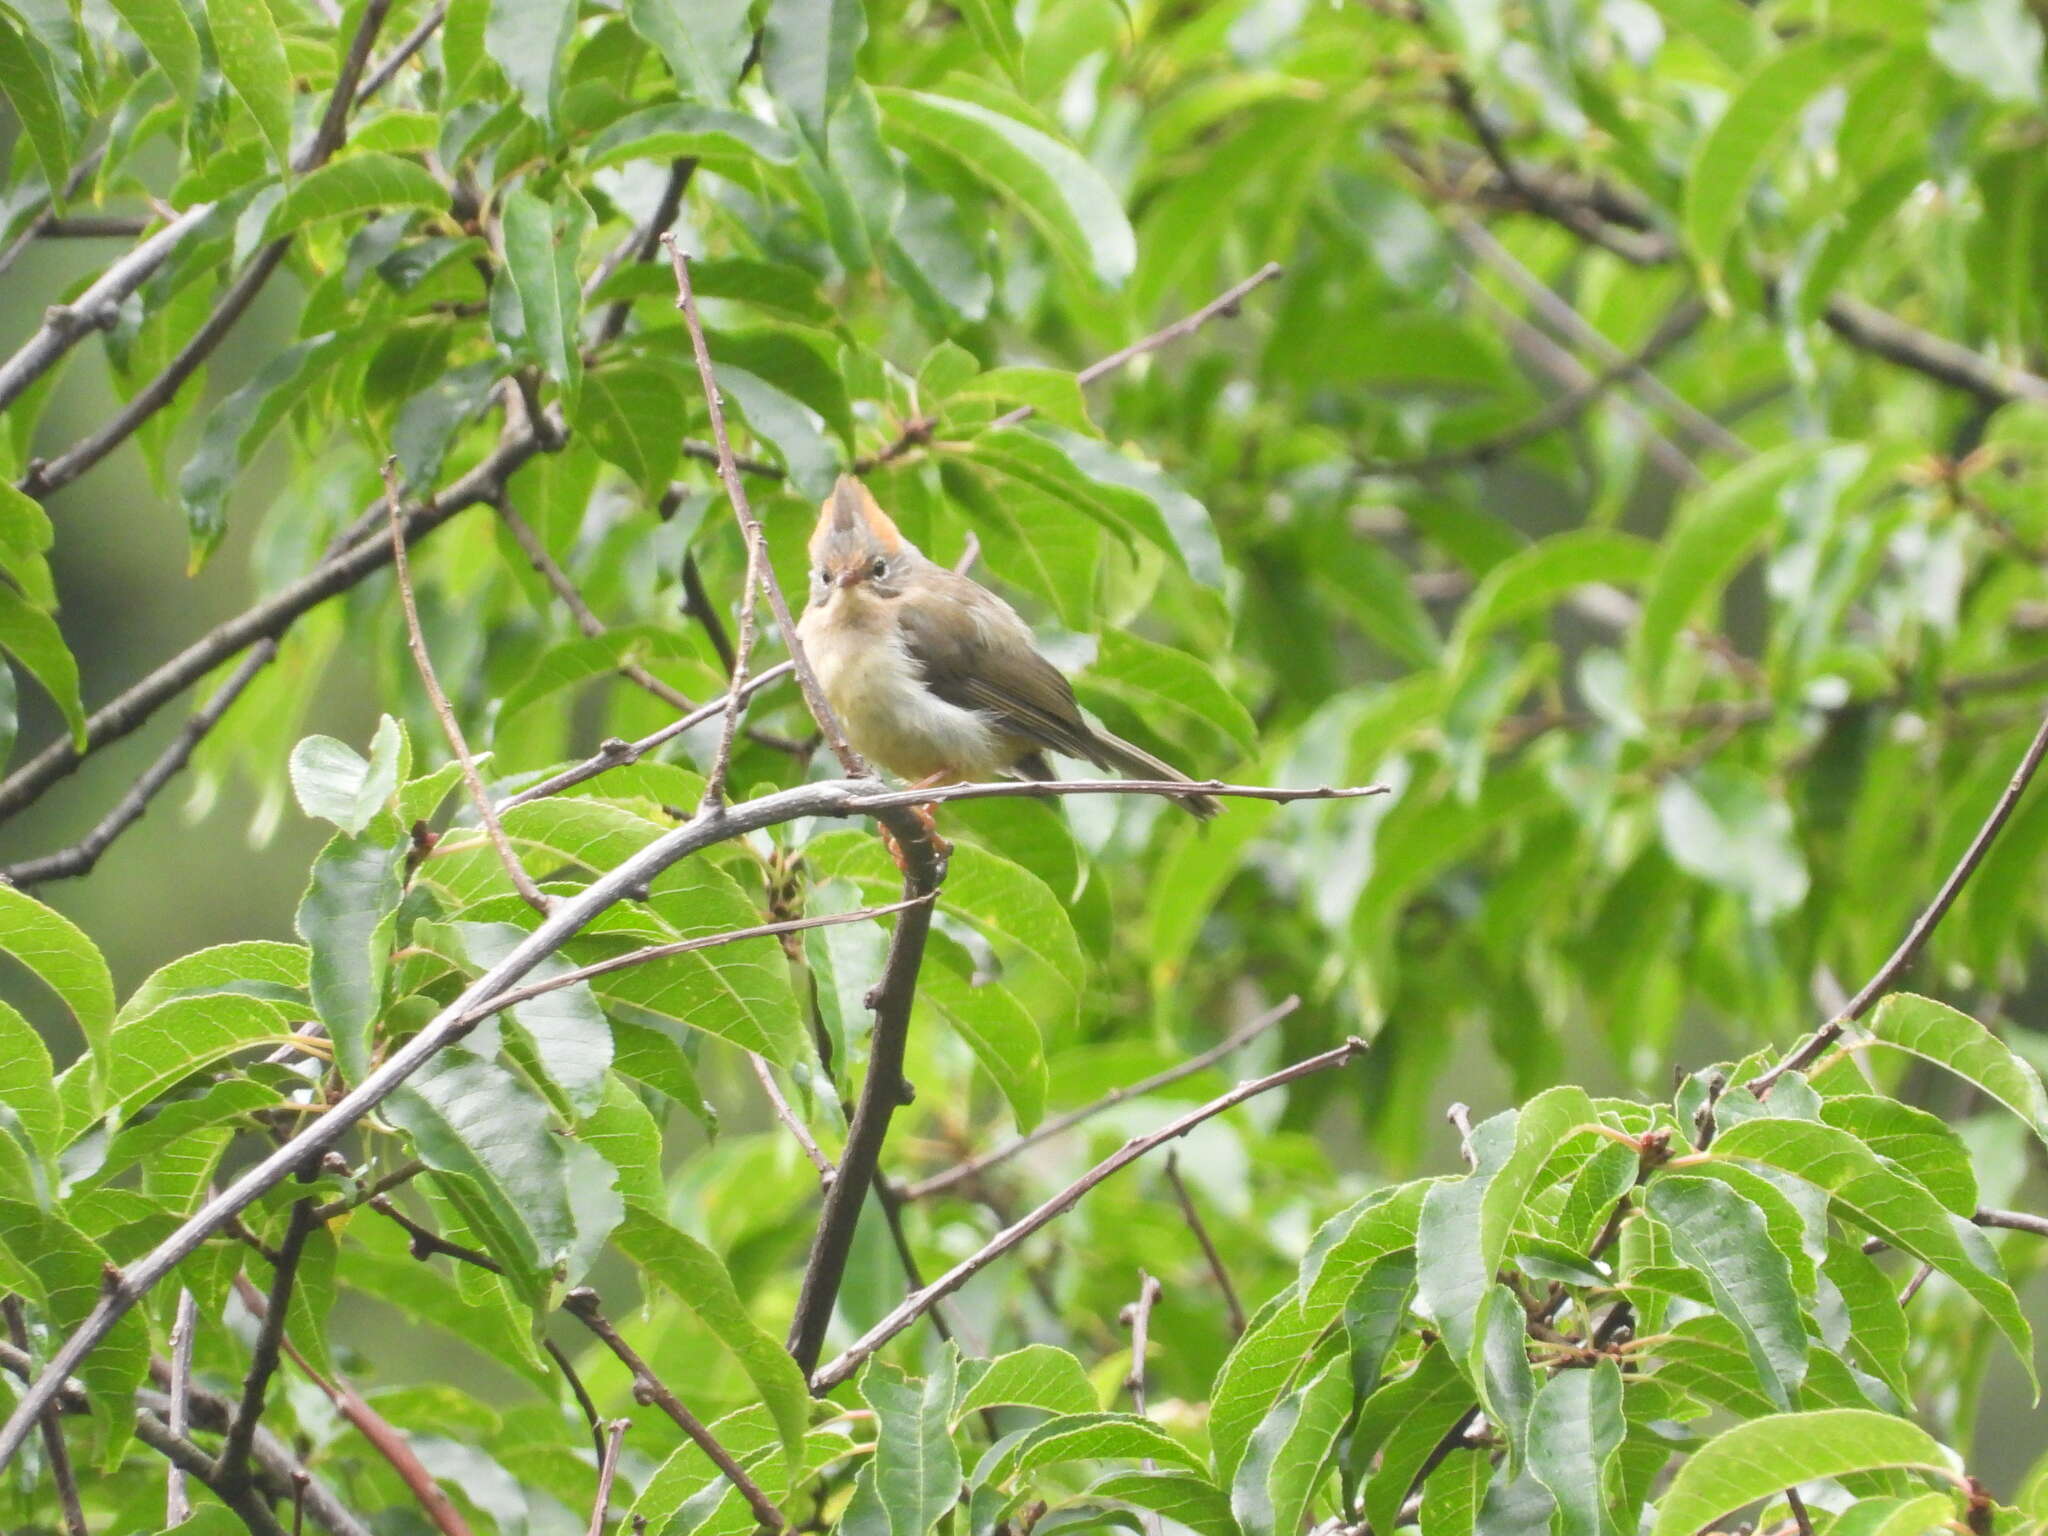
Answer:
4, 0, 2048, 1531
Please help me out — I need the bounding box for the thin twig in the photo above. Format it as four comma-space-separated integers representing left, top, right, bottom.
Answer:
0, 145, 108, 282
682, 552, 738, 674
587, 1418, 631, 1536
811, 1035, 1370, 1392
903, 997, 1301, 1201
1119, 1272, 1164, 1413
3, 1297, 85, 1536
752, 1054, 836, 1182
167, 1289, 198, 1525
563, 1290, 788, 1533
218, 1200, 318, 1490
594, 158, 696, 346
2, 641, 276, 887
547, 1338, 610, 1465
1162, 1154, 1244, 1335
384, 457, 550, 914
356, 2, 447, 102
1749, 704, 2048, 1096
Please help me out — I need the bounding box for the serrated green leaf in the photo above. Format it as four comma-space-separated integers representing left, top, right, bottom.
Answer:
266, 153, 447, 238
207, 0, 294, 168
1863, 993, 2048, 1151
1646, 1175, 1807, 1410
957, 1344, 1099, 1421
1232, 1352, 1348, 1536
1649, 1411, 1949, 1536
296, 821, 407, 1084
0, 887, 114, 1088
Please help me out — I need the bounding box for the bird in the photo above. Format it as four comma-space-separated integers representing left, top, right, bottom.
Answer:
794, 475, 1222, 821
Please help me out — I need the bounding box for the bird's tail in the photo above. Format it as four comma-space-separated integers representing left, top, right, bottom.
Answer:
1084, 728, 1222, 820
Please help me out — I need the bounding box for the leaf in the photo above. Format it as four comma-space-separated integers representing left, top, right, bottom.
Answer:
485, 0, 576, 129
443, 922, 612, 1118
1444, 530, 1656, 683
0, 485, 54, 613
876, 88, 1136, 286
1632, 443, 1822, 698
0, 17, 69, 193
1645, 1176, 1807, 1410
1681, 38, 1881, 290
1656, 767, 1809, 921
1862, 993, 2048, 1151
1710, 1118, 2034, 1381
1822, 1235, 1911, 1401
1817, 1096, 1976, 1217
118, 939, 309, 1026
206, 0, 294, 168
289, 717, 405, 836
500, 188, 586, 400
956, 1345, 1098, 1420
572, 359, 696, 498
945, 367, 1090, 434
1000, 1414, 1206, 1478
625, 0, 753, 102
954, 0, 1023, 82
586, 103, 799, 172
265, 154, 448, 238
613, 1206, 809, 1460
916, 965, 1046, 1131
1357, 1344, 1477, 1534
763, 0, 867, 155
1086, 1472, 1240, 1536
0, 1000, 60, 1164
1081, 630, 1259, 758
295, 822, 408, 1084
386, 1048, 622, 1306
102, 994, 292, 1116
108, 0, 201, 104
1231, 1353, 1349, 1536
1526, 1360, 1626, 1536
1648, 1411, 1951, 1536
859, 1355, 962, 1536
0, 886, 114, 1088
0, 587, 85, 748
1931, 0, 2045, 105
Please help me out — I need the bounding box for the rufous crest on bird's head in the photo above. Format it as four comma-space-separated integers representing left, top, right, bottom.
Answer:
807, 474, 915, 600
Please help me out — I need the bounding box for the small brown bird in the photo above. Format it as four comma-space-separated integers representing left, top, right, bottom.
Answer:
795, 476, 1221, 819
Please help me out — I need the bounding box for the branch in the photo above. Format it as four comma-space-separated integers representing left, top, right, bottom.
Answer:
166, 1289, 198, 1526
136, 1411, 293, 1536
0, 146, 108, 282
1118, 1272, 1164, 1413
586, 1418, 631, 1536
1820, 296, 2048, 408
1748, 702, 2048, 1096
0, 776, 1367, 1469
2, 1297, 84, 1536
0, 406, 560, 830
1162, 1153, 1244, 1336
355, 2, 446, 102
217, 1200, 319, 1491
593, 157, 697, 347
810, 1034, 1370, 1392
752, 1054, 836, 1182
16, 0, 394, 500
1, 641, 276, 888
384, 457, 550, 914
562, 1290, 789, 1534
902, 996, 1301, 1201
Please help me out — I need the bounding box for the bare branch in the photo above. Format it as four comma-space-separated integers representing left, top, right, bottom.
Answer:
1749, 703, 2048, 1096
547, 1338, 610, 1464
1976, 1206, 2048, 1239
167, 1289, 198, 1526
1118, 1272, 1164, 1413
903, 997, 1302, 1202
383, 457, 550, 914
0, 146, 109, 282
1162, 1154, 1244, 1336
2, 1297, 85, 1536
356, 2, 447, 103
563, 1290, 788, 1534
812, 1034, 1371, 1392
587, 1418, 632, 1536
217, 1199, 319, 1490
752, 1054, 836, 1182
1822, 297, 2048, 409
593, 157, 697, 346
2, 641, 276, 888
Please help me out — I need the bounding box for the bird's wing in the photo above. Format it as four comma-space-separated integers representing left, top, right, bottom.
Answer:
893, 574, 1106, 766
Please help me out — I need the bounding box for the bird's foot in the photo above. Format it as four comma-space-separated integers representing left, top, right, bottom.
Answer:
880, 774, 952, 872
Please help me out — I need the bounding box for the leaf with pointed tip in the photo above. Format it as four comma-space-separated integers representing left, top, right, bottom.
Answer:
206, 0, 293, 167
289, 717, 406, 836
0, 886, 114, 1088
1649, 1411, 1949, 1536
1646, 1175, 1808, 1410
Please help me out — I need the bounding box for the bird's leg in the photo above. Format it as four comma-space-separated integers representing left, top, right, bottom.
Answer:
879, 771, 954, 872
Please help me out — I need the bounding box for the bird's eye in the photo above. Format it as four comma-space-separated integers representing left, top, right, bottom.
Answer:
813, 568, 827, 585
870, 557, 888, 579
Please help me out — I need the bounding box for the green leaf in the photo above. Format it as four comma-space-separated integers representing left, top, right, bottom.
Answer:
500, 188, 586, 401
1632, 443, 1823, 698
1081, 630, 1258, 758
954, 0, 1023, 83
0, 887, 114, 1088
289, 717, 405, 836
1645, 1175, 1807, 1410
1822, 1235, 1911, 1401
999, 1413, 1206, 1479
1419, 1451, 1492, 1536
763, 0, 867, 155
613, 1206, 809, 1461
0, 586, 85, 748
876, 88, 1136, 286
917, 964, 1046, 1132
296, 822, 407, 1084
1443, 530, 1656, 683
0, 476, 56, 613
1357, 1344, 1477, 1534
860, 1355, 962, 1536
586, 103, 799, 172
0, 999, 60, 1164
265, 153, 448, 238
1526, 1360, 1626, 1536
0, 16, 69, 193
386, 1047, 621, 1306
1649, 1411, 1951, 1536
1818, 1095, 1977, 1217
1931, 0, 2045, 105
572, 359, 696, 498
1710, 1118, 2034, 1381
625, 0, 753, 102
1862, 993, 2048, 1151
945, 367, 1090, 434
103, 994, 292, 1116
108, 0, 201, 104
118, 939, 308, 1026
1086, 1472, 1240, 1536
1231, 1353, 1349, 1536
956, 1344, 1098, 1421
1656, 766, 1809, 921
1681, 38, 1881, 290
443, 921, 612, 1119
206, 0, 294, 168
486, 0, 575, 129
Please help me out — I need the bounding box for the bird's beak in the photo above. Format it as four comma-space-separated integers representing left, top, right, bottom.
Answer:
835, 568, 864, 590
